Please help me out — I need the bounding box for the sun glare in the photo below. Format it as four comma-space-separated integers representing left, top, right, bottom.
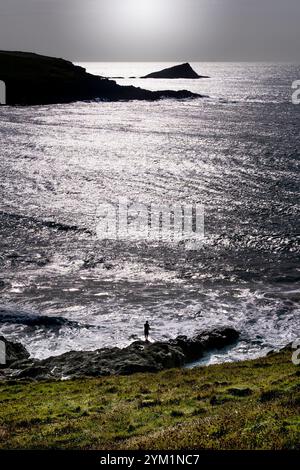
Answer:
112, 0, 170, 36
124, 0, 167, 23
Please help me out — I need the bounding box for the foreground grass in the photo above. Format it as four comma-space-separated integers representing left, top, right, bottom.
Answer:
0, 348, 299, 450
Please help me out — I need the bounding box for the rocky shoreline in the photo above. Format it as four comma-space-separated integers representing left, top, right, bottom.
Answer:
0, 327, 239, 381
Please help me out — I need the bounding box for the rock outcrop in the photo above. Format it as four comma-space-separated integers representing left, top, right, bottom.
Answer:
0, 327, 239, 381
0, 51, 201, 105
141, 63, 208, 79
0, 335, 30, 367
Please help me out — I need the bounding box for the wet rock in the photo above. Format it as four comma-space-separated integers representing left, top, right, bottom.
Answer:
0, 327, 239, 380
16, 366, 51, 380
32, 327, 239, 380
9, 359, 36, 370
0, 336, 30, 368
37, 340, 186, 379
170, 327, 240, 362
0, 309, 82, 329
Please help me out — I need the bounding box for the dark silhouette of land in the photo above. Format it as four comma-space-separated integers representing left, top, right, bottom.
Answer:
141, 63, 209, 79
0, 51, 201, 105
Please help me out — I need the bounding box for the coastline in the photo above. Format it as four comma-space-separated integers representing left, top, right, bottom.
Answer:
0, 327, 239, 381
0, 52, 201, 105
0, 56, 299, 451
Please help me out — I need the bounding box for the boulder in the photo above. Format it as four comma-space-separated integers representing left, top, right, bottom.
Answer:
0, 335, 30, 368
141, 63, 209, 79
170, 327, 240, 362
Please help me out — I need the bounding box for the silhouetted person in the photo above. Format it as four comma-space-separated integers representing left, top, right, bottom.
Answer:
144, 321, 150, 342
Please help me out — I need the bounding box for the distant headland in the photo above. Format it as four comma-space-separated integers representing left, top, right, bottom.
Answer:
0, 51, 202, 106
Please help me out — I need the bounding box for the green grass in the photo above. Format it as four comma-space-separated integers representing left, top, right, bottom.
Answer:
0, 349, 299, 450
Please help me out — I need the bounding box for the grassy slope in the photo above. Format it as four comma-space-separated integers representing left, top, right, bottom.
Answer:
0, 348, 299, 450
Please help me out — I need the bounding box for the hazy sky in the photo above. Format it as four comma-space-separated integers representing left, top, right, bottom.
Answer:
0, 0, 299, 61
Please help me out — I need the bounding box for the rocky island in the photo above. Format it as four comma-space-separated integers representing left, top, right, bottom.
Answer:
0, 51, 201, 105
141, 62, 209, 79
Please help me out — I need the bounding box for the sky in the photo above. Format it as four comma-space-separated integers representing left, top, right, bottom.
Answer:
0, 0, 299, 61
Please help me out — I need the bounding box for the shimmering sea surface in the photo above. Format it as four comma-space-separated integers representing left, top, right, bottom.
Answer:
0, 62, 299, 363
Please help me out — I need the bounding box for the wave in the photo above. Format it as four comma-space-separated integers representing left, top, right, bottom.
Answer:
0, 211, 93, 235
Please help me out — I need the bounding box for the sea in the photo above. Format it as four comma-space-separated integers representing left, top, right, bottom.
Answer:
0, 62, 299, 364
